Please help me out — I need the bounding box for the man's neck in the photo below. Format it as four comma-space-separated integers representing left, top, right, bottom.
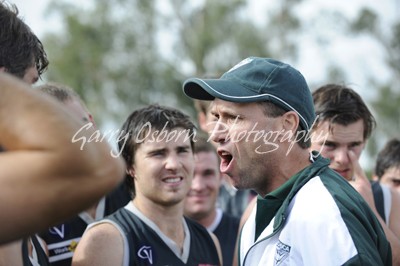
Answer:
132, 198, 185, 246
259, 148, 312, 196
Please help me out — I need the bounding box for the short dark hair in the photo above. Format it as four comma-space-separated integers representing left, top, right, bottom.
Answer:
257, 101, 311, 149
118, 104, 196, 198
312, 84, 376, 140
0, 1, 49, 78
375, 138, 400, 178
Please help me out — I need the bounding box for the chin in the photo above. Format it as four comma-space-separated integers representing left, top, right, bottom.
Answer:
187, 211, 208, 221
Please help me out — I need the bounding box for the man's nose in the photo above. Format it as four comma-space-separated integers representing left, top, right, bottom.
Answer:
210, 120, 229, 144
334, 148, 350, 165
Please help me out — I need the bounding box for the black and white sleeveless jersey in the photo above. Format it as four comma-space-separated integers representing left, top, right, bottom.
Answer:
106, 207, 220, 266
21, 235, 49, 266
39, 182, 130, 266
212, 212, 239, 266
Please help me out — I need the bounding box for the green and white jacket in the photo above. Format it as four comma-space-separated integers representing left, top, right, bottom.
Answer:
239, 153, 391, 266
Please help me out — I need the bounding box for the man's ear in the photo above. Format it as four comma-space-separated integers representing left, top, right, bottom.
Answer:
88, 113, 96, 128
0, 67, 6, 73
127, 167, 135, 178
282, 111, 299, 132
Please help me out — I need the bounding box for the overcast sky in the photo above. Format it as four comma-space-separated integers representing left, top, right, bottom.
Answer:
8, 0, 399, 168
10, 0, 397, 95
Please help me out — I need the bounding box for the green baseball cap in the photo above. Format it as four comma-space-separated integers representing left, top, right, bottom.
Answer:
183, 57, 315, 131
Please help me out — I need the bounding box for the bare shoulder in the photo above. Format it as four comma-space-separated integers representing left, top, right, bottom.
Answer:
0, 239, 23, 266
72, 222, 124, 266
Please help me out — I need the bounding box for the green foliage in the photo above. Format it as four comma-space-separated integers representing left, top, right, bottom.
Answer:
371, 86, 400, 138
350, 8, 378, 33
349, 8, 400, 164
42, 0, 303, 127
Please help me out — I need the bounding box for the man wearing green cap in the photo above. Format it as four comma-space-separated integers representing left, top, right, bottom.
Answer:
183, 57, 391, 265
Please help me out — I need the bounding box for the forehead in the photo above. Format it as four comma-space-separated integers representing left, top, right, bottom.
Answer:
195, 151, 219, 165
314, 119, 364, 143
210, 99, 264, 116
382, 166, 400, 178
137, 128, 192, 151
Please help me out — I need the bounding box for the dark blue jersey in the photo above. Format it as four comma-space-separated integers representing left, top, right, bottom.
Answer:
22, 235, 49, 266
213, 213, 239, 266
39, 182, 130, 266
107, 207, 220, 266
371, 180, 387, 223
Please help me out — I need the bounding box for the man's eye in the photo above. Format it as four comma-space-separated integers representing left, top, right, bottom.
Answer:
177, 147, 189, 153
151, 151, 164, 156
324, 143, 336, 148
392, 180, 400, 187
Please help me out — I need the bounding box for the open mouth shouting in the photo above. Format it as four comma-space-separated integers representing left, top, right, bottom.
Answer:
218, 149, 234, 174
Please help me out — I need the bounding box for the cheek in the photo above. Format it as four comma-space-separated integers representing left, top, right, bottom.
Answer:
207, 179, 221, 191
350, 146, 363, 158
183, 158, 195, 174
320, 149, 335, 160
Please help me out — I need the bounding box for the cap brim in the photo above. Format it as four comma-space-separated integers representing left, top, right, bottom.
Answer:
183, 78, 311, 130
183, 78, 261, 103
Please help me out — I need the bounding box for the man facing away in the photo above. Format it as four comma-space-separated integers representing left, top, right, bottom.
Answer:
0, 4, 123, 243
37, 82, 131, 266
0, 74, 125, 245
183, 57, 391, 265
72, 104, 222, 266
310, 84, 400, 265
184, 133, 240, 266
0, 2, 124, 264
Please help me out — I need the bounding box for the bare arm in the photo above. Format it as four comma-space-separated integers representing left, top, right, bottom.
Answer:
348, 151, 400, 265
0, 73, 125, 244
72, 223, 124, 266
0, 239, 24, 266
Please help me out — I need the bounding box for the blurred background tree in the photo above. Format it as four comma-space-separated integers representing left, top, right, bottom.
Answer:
37, 0, 399, 173
348, 6, 400, 163
42, 0, 302, 126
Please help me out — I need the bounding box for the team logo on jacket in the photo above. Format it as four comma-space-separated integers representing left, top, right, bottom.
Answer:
275, 240, 291, 265
138, 245, 153, 264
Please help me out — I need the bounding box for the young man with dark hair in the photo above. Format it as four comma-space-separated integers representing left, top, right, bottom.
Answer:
183, 57, 391, 265
0, 1, 49, 84
310, 84, 400, 265
374, 138, 400, 192
73, 105, 222, 266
